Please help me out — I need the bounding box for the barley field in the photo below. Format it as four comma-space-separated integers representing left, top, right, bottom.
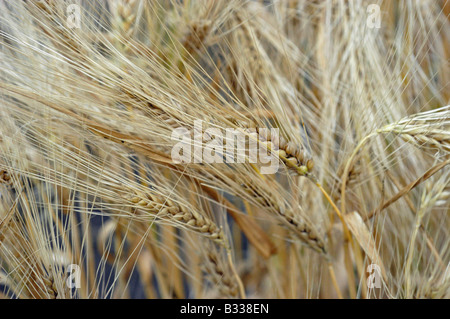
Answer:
0, 0, 449, 299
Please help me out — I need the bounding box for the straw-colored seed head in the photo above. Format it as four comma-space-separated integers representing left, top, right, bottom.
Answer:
255, 127, 314, 176
130, 192, 225, 246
